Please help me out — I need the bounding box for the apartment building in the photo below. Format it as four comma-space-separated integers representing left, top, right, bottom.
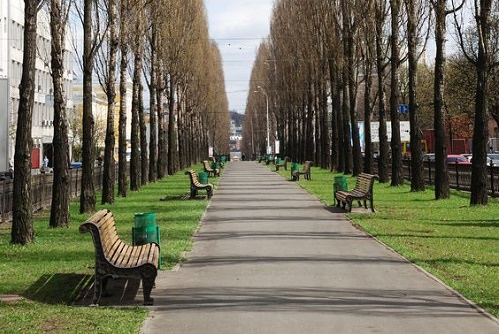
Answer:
0, 1, 74, 172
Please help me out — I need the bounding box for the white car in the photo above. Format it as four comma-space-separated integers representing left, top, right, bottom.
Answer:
487, 154, 499, 166
423, 153, 435, 162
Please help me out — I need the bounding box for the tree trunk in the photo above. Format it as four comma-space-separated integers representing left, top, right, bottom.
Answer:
11, 0, 38, 244
347, 39, 362, 176
118, 40, 128, 197
80, 0, 96, 213
342, 2, 361, 176
470, 0, 492, 206
102, 0, 118, 205
335, 83, 344, 172
148, 26, 157, 183
433, 0, 450, 199
320, 81, 330, 169
389, 0, 404, 186
363, 63, 373, 174
157, 79, 168, 179
49, 0, 71, 227
130, 50, 141, 191
342, 76, 352, 174
375, 0, 390, 183
406, 0, 425, 191
139, 83, 148, 185
168, 81, 178, 175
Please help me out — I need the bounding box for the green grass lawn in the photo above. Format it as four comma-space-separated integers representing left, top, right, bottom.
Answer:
276, 163, 498, 318
0, 164, 220, 334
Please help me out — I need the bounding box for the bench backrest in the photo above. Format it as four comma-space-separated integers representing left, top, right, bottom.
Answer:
186, 170, 199, 185
79, 209, 127, 264
352, 173, 377, 194
302, 161, 312, 172
203, 160, 213, 171
80, 209, 160, 268
186, 170, 212, 188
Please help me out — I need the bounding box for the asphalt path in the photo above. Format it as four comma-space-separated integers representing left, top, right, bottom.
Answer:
140, 161, 499, 334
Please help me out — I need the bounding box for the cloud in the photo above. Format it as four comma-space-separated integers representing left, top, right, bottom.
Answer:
207, 0, 272, 38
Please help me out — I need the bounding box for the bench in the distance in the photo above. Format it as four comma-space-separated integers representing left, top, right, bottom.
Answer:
335, 173, 377, 212
185, 170, 214, 199
292, 161, 312, 181
203, 160, 220, 177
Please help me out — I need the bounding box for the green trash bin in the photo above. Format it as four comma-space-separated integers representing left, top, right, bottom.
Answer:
333, 176, 348, 207
198, 171, 208, 184
134, 212, 156, 229
133, 212, 158, 244
333, 175, 348, 193
133, 212, 161, 268
291, 162, 299, 180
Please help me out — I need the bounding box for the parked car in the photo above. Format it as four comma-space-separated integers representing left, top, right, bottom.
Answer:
466, 154, 499, 166
462, 154, 472, 162
446, 154, 471, 164
487, 154, 499, 166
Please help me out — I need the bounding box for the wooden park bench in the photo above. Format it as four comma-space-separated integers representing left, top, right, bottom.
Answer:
203, 160, 220, 177
291, 161, 312, 181
185, 170, 214, 199
275, 157, 289, 171
79, 209, 160, 306
335, 173, 378, 212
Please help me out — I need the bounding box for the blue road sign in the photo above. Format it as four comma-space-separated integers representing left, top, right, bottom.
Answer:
399, 104, 409, 114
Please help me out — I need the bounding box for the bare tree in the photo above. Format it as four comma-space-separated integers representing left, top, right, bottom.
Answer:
156, 56, 168, 179
144, 5, 158, 183
129, 6, 144, 190
117, 0, 130, 197
359, 0, 377, 174
94, 0, 119, 205
431, 0, 465, 199
49, 0, 72, 227
78, 0, 105, 213
374, 0, 391, 183
139, 82, 148, 185
453, 0, 498, 205
11, 0, 44, 244
405, 0, 430, 192
342, 1, 363, 176
389, 0, 404, 186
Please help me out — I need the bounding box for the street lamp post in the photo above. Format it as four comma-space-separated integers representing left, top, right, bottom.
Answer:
256, 86, 270, 155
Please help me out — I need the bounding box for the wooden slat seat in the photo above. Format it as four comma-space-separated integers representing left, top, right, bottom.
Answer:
79, 209, 160, 306
335, 173, 378, 212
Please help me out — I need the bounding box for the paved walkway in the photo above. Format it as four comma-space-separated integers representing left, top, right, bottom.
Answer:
141, 161, 498, 334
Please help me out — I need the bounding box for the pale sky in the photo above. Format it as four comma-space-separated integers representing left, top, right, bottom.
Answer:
204, 0, 275, 114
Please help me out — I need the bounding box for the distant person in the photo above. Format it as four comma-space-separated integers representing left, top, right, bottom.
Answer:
43, 156, 49, 168
242, 153, 246, 161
